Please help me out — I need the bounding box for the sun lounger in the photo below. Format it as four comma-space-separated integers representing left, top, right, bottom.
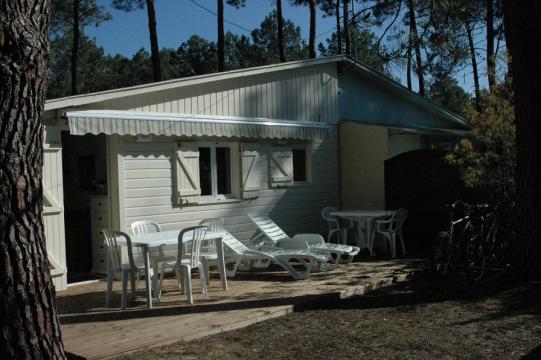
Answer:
247, 212, 360, 265
221, 229, 330, 280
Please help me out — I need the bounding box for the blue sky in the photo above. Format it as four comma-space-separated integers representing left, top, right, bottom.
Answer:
85, 0, 491, 94
86, 0, 337, 55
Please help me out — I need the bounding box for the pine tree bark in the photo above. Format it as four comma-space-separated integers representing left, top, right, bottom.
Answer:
308, 0, 316, 59
466, 21, 481, 112
217, 0, 225, 71
406, 39, 412, 90
336, 0, 341, 54
0, 0, 66, 358
70, 0, 80, 95
276, 0, 286, 62
503, 1, 541, 278
407, 0, 424, 96
486, 0, 496, 91
145, 0, 161, 81
343, 0, 350, 55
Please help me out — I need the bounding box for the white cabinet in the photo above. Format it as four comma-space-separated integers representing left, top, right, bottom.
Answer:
89, 195, 110, 275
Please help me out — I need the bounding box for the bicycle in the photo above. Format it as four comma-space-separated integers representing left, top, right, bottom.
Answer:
431, 201, 472, 275
463, 201, 513, 281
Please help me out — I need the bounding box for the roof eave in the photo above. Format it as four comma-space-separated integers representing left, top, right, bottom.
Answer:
340, 56, 470, 130
45, 55, 345, 111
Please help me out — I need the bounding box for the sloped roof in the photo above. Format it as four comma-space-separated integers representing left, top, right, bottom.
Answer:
45, 55, 468, 130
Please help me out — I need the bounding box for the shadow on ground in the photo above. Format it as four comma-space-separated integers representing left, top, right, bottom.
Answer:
299, 270, 541, 325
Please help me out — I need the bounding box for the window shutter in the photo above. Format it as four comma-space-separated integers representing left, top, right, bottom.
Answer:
240, 143, 262, 199
174, 143, 201, 205
270, 148, 293, 187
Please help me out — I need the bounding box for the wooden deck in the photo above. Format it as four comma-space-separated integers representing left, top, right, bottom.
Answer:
57, 260, 423, 359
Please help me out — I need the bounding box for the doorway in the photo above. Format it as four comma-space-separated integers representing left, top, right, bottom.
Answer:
61, 132, 108, 283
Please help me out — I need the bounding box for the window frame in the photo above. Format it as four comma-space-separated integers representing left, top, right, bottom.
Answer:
291, 144, 312, 185
197, 142, 239, 201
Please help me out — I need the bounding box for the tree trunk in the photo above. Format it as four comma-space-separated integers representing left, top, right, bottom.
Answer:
308, 0, 316, 59
466, 21, 481, 112
407, 38, 412, 90
71, 0, 80, 95
503, 1, 541, 278
146, 0, 161, 81
217, 0, 225, 71
336, 0, 341, 54
407, 0, 424, 96
343, 0, 350, 55
277, 0, 286, 62
487, 0, 496, 91
0, 0, 66, 358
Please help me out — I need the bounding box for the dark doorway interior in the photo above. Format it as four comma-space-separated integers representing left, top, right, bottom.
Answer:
385, 149, 474, 257
62, 132, 108, 283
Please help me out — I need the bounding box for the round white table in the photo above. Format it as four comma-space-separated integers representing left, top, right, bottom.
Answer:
329, 210, 395, 255
117, 229, 228, 309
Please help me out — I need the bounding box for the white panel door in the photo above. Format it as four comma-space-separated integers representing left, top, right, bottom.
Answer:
43, 143, 67, 291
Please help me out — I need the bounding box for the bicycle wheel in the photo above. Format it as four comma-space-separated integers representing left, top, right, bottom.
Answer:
492, 224, 511, 270
465, 231, 486, 282
431, 231, 451, 275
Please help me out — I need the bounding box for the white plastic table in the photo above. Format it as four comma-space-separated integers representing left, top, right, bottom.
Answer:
117, 229, 228, 309
329, 210, 395, 255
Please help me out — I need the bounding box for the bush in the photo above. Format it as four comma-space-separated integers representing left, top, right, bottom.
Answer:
446, 80, 516, 203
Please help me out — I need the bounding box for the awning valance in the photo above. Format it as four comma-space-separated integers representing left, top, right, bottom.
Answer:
66, 110, 329, 140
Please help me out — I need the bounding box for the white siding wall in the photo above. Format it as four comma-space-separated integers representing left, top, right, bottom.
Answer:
93, 63, 340, 125
119, 128, 339, 241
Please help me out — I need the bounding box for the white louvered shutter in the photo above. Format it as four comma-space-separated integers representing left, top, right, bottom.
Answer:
240, 143, 262, 199
174, 143, 201, 205
270, 148, 293, 187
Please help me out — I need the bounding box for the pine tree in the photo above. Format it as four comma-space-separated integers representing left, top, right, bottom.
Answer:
112, 0, 162, 81
1, 0, 66, 357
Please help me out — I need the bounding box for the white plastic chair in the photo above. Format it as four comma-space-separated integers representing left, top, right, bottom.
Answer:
321, 206, 342, 243
102, 230, 147, 309
157, 226, 208, 304
130, 220, 173, 295
198, 218, 225, 285
130, 220, 161, 235
374, 208, 409, 258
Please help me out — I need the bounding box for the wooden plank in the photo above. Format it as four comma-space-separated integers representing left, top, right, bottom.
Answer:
59, 261, 421, 359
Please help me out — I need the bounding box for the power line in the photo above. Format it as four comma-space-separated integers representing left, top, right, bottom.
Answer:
188, 0, 252, 33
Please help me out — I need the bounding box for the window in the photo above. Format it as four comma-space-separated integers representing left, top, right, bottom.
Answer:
198, 143, 233, 199
292, 148, 307, 182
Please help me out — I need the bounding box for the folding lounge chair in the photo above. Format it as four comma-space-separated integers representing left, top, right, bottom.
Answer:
247, 212, 360, 265
221, 230, 330, 280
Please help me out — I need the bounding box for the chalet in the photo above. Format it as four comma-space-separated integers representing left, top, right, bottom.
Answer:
42, 55, 470, 290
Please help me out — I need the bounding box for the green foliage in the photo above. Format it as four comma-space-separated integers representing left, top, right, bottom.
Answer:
318, 29, 388, 73
48, 34, 110, 98
111, 0, 146, 12
250, 10, 309, 64
178, 35, 218, 76
50, 0, 111, 36
446, 81, 516, 201
427, 76, 472, 118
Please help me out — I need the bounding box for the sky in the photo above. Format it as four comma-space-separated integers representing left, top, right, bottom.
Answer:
85, 0, 491, 95
86, 0, 337, 56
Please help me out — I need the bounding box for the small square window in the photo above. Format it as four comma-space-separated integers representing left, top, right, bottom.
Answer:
293, 148, 307, 182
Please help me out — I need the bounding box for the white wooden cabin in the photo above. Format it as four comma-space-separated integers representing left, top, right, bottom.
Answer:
42, 56, 469, 290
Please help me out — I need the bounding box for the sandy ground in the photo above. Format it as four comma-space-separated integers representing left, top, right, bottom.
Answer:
117, 272, 541, 360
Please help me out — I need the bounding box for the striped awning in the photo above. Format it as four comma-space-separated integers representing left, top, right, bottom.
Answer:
66, 110, 329, 140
